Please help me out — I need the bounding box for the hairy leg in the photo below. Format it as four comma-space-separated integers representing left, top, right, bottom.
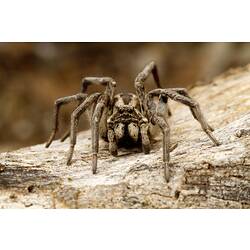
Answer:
140, 123, 150, 154
134, 61, 161, 112
60, 129, 70, 142
151, 115, 171, 182
107, 129, 118, 156
148, 89, 220, 146
134, 61, 172, 117
58, 77, 117, 144
81, 77, 116, 107
92, 98, 107, 174
170, 88, 214, 131
81, 77, 116, 91
60, 99, 87, 142
148, 93, 172, 182
45, 93, 87, 148
66, 93, 101, 166
135, 61, 161, 87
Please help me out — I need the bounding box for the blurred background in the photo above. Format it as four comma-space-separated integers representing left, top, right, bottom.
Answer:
1, 42, 250, 152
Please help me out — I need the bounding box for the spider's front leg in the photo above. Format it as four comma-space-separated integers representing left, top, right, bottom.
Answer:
145, 88, 220, 182
91, 97, 108, 174
61, 77, 117, 143
67, 76, 116, 173
90, 79, 116, 174
146, 95, 172, 182
66, 93, 101, 166
107, 127, 118, 156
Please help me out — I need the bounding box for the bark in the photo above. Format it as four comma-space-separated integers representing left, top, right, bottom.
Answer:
0, 65, 250, 208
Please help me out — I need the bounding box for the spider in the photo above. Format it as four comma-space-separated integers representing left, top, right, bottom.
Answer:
45, 61, 220, 182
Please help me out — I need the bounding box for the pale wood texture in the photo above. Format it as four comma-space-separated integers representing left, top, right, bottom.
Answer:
0, 65, 250, 208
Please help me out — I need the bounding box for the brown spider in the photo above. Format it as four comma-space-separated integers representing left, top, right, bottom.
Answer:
45, 61, 220, 182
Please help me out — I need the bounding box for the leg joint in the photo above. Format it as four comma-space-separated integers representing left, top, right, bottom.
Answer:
71, 110, 78, 121
163, 127, 170, 134
55, 99, 62, 106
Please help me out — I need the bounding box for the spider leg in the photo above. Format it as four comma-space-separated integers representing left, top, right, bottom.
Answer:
170, 88, 214, 131
81, 77, 116, 104
148, 89, 220, 146
59, 99, 85, 142
135, 61, 160, 110
169, 89, 219, 145
134, 61, 172, 116
60, 129, 70, 142
151, 115, 171, 182
145, 93, 172, 182
61, 77, 116, 143
92, 97, 108, 174
81, 77, 116, 91
140, 122, 150, 154
82, 78, 117, 173
107, 128, 118, 156
66, 93, 101, 166
135, 61, 161, 88
66, 76, 116, 171
45, 93, 87, 148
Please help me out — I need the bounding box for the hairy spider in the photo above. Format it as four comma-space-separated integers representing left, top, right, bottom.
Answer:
45, 61, 220, 182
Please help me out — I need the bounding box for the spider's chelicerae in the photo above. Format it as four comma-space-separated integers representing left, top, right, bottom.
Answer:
45, 61, 220, 182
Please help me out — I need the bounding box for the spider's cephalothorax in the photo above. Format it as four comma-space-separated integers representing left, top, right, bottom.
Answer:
106, 92, 153, 159
45, 61, 220, 182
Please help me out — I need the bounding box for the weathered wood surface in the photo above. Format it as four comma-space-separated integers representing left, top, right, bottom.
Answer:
1, 66, 250, 208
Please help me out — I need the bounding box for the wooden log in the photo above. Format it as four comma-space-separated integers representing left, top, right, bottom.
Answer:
0, 65, 250, 208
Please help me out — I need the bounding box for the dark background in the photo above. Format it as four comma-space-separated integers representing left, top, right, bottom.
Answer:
1, 42, 250, 152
